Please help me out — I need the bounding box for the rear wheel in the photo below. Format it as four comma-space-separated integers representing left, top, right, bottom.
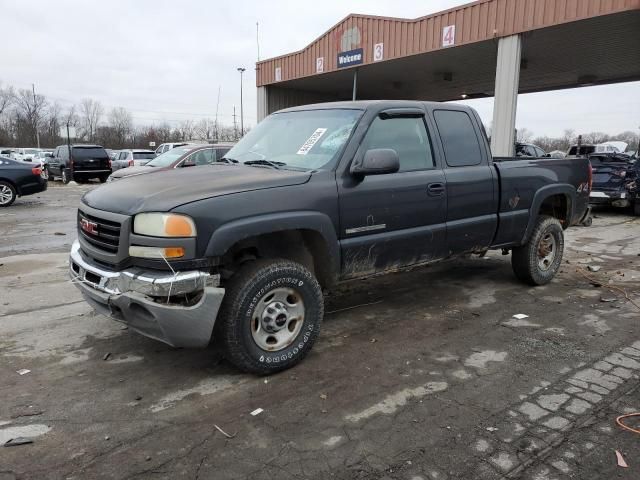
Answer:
511, 215, 564, 286
218, 258, 324, 374
0, 181, 16, 207
99, 174, 109, 183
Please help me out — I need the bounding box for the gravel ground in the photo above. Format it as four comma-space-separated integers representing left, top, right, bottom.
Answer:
1, 181, 639, 480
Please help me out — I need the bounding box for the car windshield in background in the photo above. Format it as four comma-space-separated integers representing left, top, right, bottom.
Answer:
145, 147, 191, 167
25, 149, 39, 154
133, 152, 155, 159
224, 109, 363, 170
73, 147, 108, 159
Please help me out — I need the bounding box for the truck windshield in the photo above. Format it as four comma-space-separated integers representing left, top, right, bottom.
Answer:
224, 109, 363, 170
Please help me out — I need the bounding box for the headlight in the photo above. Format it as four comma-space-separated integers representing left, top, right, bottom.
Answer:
133, 213, 197, 237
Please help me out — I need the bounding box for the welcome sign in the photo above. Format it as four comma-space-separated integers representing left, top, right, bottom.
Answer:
337, 48, 363, 68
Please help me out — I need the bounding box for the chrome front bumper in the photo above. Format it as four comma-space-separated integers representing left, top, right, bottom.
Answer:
69, 240, 225, 348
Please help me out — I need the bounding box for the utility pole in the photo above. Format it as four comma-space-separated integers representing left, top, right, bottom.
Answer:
256, 22, 260, 61
32, 84, 40, 149
233, 106, 238, 140
237, 67, 246, 137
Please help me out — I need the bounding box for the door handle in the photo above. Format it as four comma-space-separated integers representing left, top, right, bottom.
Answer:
427, 183, 445, 196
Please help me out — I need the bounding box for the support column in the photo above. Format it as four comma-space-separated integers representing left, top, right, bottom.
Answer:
491, 34, 521, 157
256, 86, 269, 122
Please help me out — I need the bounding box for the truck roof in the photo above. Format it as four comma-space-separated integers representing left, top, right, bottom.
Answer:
278, 100, 475, 113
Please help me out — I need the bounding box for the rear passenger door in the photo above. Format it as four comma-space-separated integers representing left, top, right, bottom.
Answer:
431, 109, 498, 254
338, 110, 447, 278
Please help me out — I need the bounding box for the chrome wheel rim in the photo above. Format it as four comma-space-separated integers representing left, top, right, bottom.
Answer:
251, 287, 305, 352
0, 185, 13, 205
537, 233, 557, 271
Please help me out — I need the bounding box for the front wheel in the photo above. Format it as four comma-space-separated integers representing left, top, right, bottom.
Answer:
45, 166, 55, 181
511, 215, 564, 286
217, 259, 324, 375
61, 168, 71, 184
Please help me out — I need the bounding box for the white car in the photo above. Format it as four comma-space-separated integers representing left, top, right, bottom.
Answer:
115, 149, 157, 167
11, 148, 42, 162
154, 142, 189, 155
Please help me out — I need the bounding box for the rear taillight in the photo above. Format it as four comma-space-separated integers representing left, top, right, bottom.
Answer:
108, 160, 112, 168
588, 163, 593, 191
128, 160, 134, 167
32, 167, 42, 175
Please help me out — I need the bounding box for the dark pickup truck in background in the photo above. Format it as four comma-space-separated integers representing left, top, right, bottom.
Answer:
69, 101, 591, 374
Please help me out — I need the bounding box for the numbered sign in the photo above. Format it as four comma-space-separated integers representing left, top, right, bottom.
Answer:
373, 43, 384, 62
316, 57, 324, 73
442, 25, 455, 47
275, 67, 282, 82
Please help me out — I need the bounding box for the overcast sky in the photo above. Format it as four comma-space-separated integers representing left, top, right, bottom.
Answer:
1, 0, 638, 137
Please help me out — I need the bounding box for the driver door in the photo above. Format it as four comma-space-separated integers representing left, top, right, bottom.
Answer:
337, 110, 447, 278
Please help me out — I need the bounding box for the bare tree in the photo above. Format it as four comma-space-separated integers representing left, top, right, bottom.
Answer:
516, 127, 533, 143
0, 83, 14, 117
582, 131, 610, 145
107, 107, 133, 147
12, 88, 48, 145
79, 98, 103, 142
194, 118, 217, 141
178, 120, 195, 140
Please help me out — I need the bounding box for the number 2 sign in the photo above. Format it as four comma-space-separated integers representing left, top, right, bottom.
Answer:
442, 25, 455, 47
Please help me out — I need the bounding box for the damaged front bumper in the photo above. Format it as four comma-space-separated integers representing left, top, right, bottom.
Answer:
69, 240, 224, 348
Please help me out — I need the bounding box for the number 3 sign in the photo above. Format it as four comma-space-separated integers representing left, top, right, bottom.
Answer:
373, 43, 384, 62
442, 25, 455, 47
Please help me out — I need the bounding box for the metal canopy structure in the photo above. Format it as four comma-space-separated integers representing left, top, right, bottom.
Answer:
255, 0, 640, 155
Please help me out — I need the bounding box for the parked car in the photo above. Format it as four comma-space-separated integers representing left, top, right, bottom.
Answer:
0, 156, 47, 206
589, 152, 639, 215
567, 143, 620, 157
155, 142, 189, 155
107, 144, 232, 181
515, 142, 547, 157
113, 149, 156, 168
548, 150, 566, 159
45, 144, 111, 184
0, 148, 15, 157
11, 148, 41, 162
70, 100, 591, 374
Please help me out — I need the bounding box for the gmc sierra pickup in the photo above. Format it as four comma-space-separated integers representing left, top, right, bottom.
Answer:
69, 101, 591, 374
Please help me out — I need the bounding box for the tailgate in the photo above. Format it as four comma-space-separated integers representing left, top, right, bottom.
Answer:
72, 147, 110, 171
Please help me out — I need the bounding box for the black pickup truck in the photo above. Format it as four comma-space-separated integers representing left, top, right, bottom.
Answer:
69, 101, 591, 374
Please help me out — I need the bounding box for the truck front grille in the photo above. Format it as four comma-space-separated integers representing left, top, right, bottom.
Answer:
78, 210, 121, 254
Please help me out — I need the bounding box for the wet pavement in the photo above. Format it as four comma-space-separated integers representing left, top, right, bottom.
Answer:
1, 182, 639, 479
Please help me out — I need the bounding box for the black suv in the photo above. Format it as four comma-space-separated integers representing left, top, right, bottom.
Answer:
46, 144, 111, 184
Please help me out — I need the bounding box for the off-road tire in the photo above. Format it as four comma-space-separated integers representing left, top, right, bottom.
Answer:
61, 168, 71, 184
0, 181, 17, 207
511, 215, 564, 286
218, 258, 323, 375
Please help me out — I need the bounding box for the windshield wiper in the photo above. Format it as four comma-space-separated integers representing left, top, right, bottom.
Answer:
218, 157, 239, 164
243, 159, 286, 170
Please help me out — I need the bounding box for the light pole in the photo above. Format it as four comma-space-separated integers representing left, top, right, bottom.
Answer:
237, 67, 246, 137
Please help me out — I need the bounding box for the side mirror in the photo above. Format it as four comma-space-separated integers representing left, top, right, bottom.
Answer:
351, 149, 400, 176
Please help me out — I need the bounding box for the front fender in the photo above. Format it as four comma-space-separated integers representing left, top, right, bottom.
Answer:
521, 184, 576, 244
204, 211, 340, 273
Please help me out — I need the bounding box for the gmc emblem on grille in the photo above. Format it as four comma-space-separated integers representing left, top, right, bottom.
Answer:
80, 218, 98, 235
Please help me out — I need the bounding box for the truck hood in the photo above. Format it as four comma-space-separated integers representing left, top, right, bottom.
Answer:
110, 165, 155, 179
83, 164, 312, 215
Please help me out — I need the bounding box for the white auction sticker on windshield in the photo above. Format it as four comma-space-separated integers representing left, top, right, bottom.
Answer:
297, 128, 327, 155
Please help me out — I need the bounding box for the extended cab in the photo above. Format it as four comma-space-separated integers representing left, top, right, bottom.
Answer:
69, 101, 591, 374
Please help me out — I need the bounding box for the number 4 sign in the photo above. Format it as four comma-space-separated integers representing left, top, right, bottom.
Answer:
442, 24, 455, 47
316, 57, 324, 73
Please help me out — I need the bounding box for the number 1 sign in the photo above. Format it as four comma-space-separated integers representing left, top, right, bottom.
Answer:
442, 25, 455, 47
